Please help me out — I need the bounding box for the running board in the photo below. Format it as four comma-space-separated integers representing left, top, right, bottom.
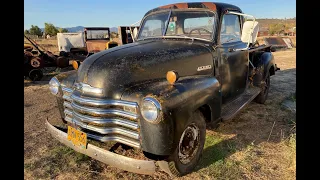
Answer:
221, 87, 261, 121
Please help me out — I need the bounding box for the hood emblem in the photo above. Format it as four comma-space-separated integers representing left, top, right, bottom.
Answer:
73, 83, 103, 94
197, 65, 212, 71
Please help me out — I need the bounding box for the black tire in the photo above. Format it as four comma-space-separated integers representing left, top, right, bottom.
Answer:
29, 69, 43, 81
255, 71, 270, 104
56, 56, 69, 68
167, 110, 206, 177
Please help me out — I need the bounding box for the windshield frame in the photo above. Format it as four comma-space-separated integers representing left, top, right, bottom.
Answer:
136, 8, 218, 43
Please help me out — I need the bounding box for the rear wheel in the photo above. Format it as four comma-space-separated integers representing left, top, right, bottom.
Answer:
167, 110, 206, 177
255, 71, 270, 104
29, 69, 43, 81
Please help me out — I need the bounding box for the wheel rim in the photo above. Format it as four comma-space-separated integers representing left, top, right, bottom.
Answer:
178, 123, 200, 164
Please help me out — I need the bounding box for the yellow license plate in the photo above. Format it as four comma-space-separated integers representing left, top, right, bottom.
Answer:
67, 126, 87, 149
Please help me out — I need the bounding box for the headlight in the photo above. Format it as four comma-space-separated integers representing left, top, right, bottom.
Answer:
141, 97, 161, 123
49, 77, 60, 95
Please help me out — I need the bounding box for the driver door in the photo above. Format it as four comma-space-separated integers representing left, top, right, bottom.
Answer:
217, 13, 249, 103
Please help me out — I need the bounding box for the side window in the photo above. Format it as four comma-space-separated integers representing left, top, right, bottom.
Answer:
220, 14, 241, 44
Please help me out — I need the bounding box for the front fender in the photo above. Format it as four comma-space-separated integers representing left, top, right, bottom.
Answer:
121, 76, 221, 156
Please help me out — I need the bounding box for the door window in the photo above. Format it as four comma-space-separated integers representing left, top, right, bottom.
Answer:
220, 14, 241, 44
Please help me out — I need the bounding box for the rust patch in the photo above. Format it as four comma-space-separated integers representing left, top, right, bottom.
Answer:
175, 3, 188, 9
159, 3, 188, 9
202, 2, 217, 11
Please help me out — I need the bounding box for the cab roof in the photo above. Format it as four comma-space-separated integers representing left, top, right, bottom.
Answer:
144, 2, 242, 16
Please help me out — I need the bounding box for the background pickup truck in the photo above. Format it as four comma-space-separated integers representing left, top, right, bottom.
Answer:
46, 2, 279, 177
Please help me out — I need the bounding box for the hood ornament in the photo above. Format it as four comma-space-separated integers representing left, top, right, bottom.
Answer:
73, 82, 103, 94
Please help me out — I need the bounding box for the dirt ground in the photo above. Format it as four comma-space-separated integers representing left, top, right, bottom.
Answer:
24, 48, 296, 180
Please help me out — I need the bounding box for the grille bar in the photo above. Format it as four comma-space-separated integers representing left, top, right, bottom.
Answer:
71, 93, 137, 108
71, 102, 138, 119
64, 116, 139, 139
64, 108, 139, 130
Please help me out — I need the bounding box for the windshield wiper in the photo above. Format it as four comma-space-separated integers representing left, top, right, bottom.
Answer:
162, 10, 172, 36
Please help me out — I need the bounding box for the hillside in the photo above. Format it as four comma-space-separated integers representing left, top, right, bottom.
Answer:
256, 18, 296, 28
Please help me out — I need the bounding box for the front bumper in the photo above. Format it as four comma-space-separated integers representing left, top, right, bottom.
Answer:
45, 119, 158, 175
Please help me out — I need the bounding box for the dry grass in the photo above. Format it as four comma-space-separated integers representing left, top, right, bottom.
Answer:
24, 45, 296, 179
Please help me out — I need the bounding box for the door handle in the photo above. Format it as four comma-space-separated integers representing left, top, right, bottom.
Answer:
228, 48, 235, 52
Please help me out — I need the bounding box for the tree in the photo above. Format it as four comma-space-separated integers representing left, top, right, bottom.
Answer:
24, 30, 30, 34
269, 23, 285, 36
29, 25, 42, 36
44, 23, 58, 36
58, 28, 69, 33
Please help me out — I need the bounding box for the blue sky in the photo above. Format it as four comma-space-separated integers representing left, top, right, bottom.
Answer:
24, 0, 296, 29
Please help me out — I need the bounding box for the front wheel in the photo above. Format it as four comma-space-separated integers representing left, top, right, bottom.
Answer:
167, 110, 206, 177
255, 71, 270, 104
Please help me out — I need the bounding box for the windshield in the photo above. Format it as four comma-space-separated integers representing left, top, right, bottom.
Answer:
138, 10, 215, 41
86, 30, 110, 40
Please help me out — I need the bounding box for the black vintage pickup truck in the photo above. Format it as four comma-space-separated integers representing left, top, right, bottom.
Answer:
46, 2, 279, 177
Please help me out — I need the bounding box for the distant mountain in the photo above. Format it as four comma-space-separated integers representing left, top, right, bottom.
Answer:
40, 26, 118, 33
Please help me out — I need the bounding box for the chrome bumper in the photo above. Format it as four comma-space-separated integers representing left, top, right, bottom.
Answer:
45, 119, 158, 175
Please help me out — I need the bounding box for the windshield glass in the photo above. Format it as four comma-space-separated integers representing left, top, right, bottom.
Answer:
138, 10, 215, 41
86, 30, 110, 40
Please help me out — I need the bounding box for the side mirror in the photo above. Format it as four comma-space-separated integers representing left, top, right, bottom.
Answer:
241, 21, 259, 46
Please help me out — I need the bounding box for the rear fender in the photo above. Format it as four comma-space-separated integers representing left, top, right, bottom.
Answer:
252, 52, 275, 86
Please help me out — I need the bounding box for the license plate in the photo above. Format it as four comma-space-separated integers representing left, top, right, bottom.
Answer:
67, 126, 87, 149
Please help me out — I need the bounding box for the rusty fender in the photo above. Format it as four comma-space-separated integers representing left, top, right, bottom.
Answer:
45, 119, 172, 175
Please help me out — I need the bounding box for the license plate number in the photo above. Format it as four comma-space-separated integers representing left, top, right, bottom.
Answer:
67, 126, 87, 149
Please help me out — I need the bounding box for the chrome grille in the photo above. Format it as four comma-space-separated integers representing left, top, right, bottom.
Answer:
61, 86, 140, 148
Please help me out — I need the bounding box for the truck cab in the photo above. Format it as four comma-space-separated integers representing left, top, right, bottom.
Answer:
46, 2, 279, 177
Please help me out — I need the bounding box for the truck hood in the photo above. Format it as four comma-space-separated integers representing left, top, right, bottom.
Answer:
77, 39, 214, 98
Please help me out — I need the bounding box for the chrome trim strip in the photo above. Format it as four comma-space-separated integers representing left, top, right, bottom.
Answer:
62, 87, 73, 94
63, 102, 72, 110
71, 102, 138, 119
64, 109, 138, 130
63, 95, 72, 102
87, 133, 140, 148
65, 116, 139, 140
71, 94, 137, 109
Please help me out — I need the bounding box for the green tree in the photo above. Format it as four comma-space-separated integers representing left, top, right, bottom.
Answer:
24, 30, 30, 34
29, 25, 42, 36
44, 23, 58, 36
58, 28, 69, 33
269, 23, 285, 36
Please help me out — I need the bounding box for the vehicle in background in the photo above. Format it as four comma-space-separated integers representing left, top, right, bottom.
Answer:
24, 35, 78, 81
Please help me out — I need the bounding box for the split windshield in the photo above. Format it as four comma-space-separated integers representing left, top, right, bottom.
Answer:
138, 10, 215, 41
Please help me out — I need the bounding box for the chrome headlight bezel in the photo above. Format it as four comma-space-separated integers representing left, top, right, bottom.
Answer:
49, 77, 60, 95
141, 97, 162, 123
